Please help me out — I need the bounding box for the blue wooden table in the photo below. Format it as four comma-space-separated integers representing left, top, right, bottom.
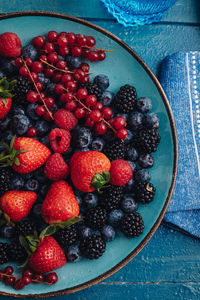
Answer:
1, 1, 200, 299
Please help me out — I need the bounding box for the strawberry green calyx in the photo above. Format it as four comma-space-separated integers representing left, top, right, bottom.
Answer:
0, 77, 16, 100
91, 171, 110, 193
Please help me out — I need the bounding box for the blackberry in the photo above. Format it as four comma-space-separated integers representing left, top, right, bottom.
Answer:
15, 219, 36, 237
133, 128, 160, 154
100, 185, 123, 212
134, 182, 155, 204
0, 242, 9, 265
13, 76, 32, 105
84, 206, 108, 230
114, 84, 137, 113
54, 224, 79, 248
0, 167, 13, 197
78, 82, 103, 99
8, 241, 27, 262
120, 212, 144, 238
103, 139, 125, 161
80, 234, 106, 259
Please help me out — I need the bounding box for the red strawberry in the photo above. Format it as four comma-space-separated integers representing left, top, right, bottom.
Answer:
0, 32, 22, 57
54, 109, 77, 131
29, 236, 66, 273
70, 151, 111, 192
0, 137, 51, 174
109, 159, 133, 186
0, 98, 12, 120
42, 180, 79, 224
49, 128, 71, 153
44, 153, 69, 181
0, 190, 37, 222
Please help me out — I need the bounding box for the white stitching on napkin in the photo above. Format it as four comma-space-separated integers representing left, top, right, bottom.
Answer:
186, 53, 200, 177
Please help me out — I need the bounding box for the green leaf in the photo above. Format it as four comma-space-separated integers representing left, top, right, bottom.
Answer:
19, 235, 31, 256
0, 77, 6, 85
1, 98, 8, 107
57, 216, 82, 229
3, 80, 9, 90
103, 171, 110, 182
10, 148, 17, 160
9, 135, 16, 151
0, 142, 10, 152
9, 79, 17, 90
14, 157, 20, 166
26, 234, 39, 247
0, 91, 12, 98
39, 225, 57, 240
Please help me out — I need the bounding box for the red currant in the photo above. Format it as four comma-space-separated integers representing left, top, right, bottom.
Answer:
45, 97, 55, 108
52, 71, 62, 83
28, 72, 38, 82
27, 91, 38, 103
82, 48, 90, 58
97, 51, 106, 61
5, 277, 15, 286
76, 88, 88, 99
113, 116, 126, 130
45, 67, 54, 77
65, 100, 77, 111
74, 107, 86, 118
15, 57, 23, 67
57, 35, 69, 47
22, 269, 34, 278
74, 69, 85, 81
35, 81, 43, 92
102, 107, 113, 120
66, 32, 76, 45
90, 110, 102, 122
4, 266, 14, 275
25, 57, 33, 67
80, 74, 89, 83
76, 34, 87, 46
86, 36, 96, 47
85, 95, 97, 107
43, 111, 53, 121
47, 52, 58, 64
27, 127, 38, 137
32, 36, 45, 48
35, 105, 46, 116
65, 80, 77, 92
15, 279, 25, 290
116, 128, 128, 139
54, 83, 65, 95
71, 46, 82, 57
56, 60, 66, 69
63, 92, 73, 102
0, 273, 4, 281
88, 51, 99, 62
44, 42, 55, 53
61, 74, 73, 83
94, 102, 103, 111
59, 32, 67, 37
80, 62, 90, 72
59, 46, 69, 56
46, 272, 58, 285
95, 121, 107, 134
32, 61, 43, 73
85, 117, 94, 127
19, 66, 28, 76
22, 276, 32, 286
33, 274, 44, 282
40, 54, 48, 62
47, 30, 58, 42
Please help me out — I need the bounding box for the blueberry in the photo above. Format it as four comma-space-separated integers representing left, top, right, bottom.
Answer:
121, 195, 138, 213
13, 114, 30, 135
83, 193, 98, 208
100, 90, 114, 107
38, 72, 50, 87
1, 225, 16, 239
40, 184, 49, 197
128, 112, 143, 131
72, 127, 92, 148
126, 147, 138, 161
144, 113, 159, 129
34, 167, 46, 183
101, 225, 115, 242
22, 44, 37, 60
58, 55, 65, 60
66, 55, 81, 69
125, 177, 135, 192
22, 171, 34, 180
35, 120, 50, 137
94, 74, 109, 91
124, 130, 134, 145
51, 103, 59, 113
66, 244, 81, 262
0, 58, 18, 76
136, 97, 152, 113
79, 225, 92, 239
3, 130, 13, 144
0, 70, 5, 77
26, 103, 39, 121
31, 203, 42, 219
75, 195, 83, 206
40, 135, 50, 147
138, 154, 154, 168
11, 176, 24, 190
25, 178, 39, 192
134, 169, 150, 182
45, 83, 56, 95
91, 138, 105, 151
108, 209, 124, 227
13, 106, 25, 115
0, 117, 11, 131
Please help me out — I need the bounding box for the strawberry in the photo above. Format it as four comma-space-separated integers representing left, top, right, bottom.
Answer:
44, 153, 69, 181
0, 32, 22, 57
0, 77, 16, 120
0, 136, 51, 174
42, 180, 79, 224
109, 159, 133, 186
29, 236, 66, 273
0, 190, 37, 222
70, 151, 111, 192
54, 109, 77, 131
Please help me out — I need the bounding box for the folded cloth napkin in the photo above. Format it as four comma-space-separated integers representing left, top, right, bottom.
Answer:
159, 51, 200, 237
101, 0, 177, 26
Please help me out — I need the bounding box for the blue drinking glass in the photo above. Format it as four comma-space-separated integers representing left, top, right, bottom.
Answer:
101, 0, 178, 26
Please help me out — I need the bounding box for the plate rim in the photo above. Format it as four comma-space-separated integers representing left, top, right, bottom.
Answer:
0, 11, 178, 298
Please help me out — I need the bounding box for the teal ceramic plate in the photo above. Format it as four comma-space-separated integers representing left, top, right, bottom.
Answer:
0, 12, 178, 298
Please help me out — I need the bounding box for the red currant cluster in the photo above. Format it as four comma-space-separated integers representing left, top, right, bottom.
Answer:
0, 266, 58, 290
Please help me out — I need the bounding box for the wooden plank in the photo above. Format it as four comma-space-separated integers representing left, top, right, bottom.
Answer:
0, 0, 199, 24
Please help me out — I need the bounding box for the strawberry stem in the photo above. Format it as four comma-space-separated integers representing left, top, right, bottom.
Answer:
83, 46, 115, 52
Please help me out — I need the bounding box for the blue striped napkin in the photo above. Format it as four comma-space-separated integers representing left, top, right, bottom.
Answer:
159, 51, 200, 238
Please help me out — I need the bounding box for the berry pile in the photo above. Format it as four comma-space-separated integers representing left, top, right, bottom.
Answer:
0, 30, 161, 291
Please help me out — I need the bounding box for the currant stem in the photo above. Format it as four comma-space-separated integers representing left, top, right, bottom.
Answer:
0, 272, 51, 285
83, 46, 115, 52
21, 58, 54, 120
